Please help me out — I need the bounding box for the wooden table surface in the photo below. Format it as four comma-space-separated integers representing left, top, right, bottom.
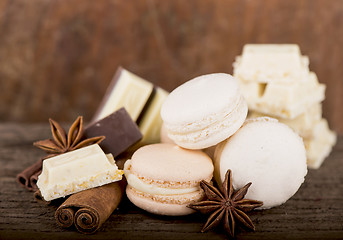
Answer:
0, 123, 342, 240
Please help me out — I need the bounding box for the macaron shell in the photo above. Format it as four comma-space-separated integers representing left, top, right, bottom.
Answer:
126, 186, 198, 216
161, 73, 248, 149
130, 143, 213, 183
161, 73, 240, 125
166, 96, 248, 149
215, 117, 307, 209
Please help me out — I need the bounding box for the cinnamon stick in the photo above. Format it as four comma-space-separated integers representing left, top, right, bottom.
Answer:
30, 169, 42, 190
55, 182, 124, 234
16, 158, 43, 191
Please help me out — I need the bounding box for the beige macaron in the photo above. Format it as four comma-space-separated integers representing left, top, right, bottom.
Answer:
124, 143, 214, 216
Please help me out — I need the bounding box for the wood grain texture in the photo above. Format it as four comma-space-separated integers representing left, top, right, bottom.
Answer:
0, 123, 342, 239
0, 0, 342, 134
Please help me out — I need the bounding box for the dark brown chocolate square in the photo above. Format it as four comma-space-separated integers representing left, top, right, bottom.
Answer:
84, 108, 142, 157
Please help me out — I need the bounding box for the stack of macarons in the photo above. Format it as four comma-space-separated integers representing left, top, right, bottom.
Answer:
124, 73, 308, 215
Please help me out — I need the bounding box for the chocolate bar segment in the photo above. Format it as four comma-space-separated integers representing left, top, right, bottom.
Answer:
138, 87, 169, 145
92, 67, 154, 123
248, 104, 322, 139
91, 67, 169, 145
304, 119, 337, 169
85, 108, 142, 156
37, 144, 123, 201
234, 44, 310, 83
233, 44, 325, 119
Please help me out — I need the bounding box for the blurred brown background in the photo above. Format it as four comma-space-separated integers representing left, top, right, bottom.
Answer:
0, 0, 342, 133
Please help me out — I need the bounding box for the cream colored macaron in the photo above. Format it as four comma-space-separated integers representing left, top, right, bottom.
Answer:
214, 117, 307, 209
124, 143, 214, 216
161, 73, 248, 149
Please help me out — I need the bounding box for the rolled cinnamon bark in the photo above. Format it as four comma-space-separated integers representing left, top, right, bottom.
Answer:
30, 169, 42, 190
33, 190, 51, 205
55, 182, 124, 234
16, 158, 43, 191
57, 208, 75, 228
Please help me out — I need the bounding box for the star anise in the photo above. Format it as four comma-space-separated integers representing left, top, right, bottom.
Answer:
188, 169, 263, 237
34, 116, 105, 156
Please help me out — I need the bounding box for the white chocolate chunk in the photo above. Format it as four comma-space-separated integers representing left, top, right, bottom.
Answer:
93, 67, 169, 145
138, 87, 169, 145
248, 104, 322, 139
304, 119, 337, 169
94, 69, 154, 122
239, 72, 325, 119
233, 44, 310, 83
37, 144, 123, 201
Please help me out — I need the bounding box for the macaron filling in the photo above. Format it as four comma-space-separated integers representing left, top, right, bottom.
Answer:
124, 160, 203, 195
127, 186, 205, 205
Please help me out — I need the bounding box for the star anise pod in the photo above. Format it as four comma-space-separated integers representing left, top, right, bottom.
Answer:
33, 116, 105, 156
188, 169, 263, 237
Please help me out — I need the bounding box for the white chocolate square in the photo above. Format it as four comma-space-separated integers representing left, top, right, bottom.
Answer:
93, 68, 169, 144
94, 69, 154, 122
37, 144, 123, 201
239, 72, 325, 119
233, 44, 309, 83
248, 104, 322, 139
304, 119, 337, 169
138, 87, 169, 145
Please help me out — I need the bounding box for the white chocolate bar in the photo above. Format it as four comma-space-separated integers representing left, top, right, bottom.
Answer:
304, 119, 337, 169
92, 67, 169, 145
93, 68, 154, 122
239, 72, 325, 119
248, 104, 322, 139
138, 87, 169, 145
233, 44, 309, 83
37, 144, 123, 201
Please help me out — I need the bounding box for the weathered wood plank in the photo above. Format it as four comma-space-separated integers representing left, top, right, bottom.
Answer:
0, 123, 342, 239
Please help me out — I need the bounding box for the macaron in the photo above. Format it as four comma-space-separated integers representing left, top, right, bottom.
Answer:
161, 73, 248, 149
124, 143, 214, 216
214, 117, 307, 209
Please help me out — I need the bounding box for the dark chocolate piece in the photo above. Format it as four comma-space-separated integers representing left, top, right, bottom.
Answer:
84, 108, 142, 156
